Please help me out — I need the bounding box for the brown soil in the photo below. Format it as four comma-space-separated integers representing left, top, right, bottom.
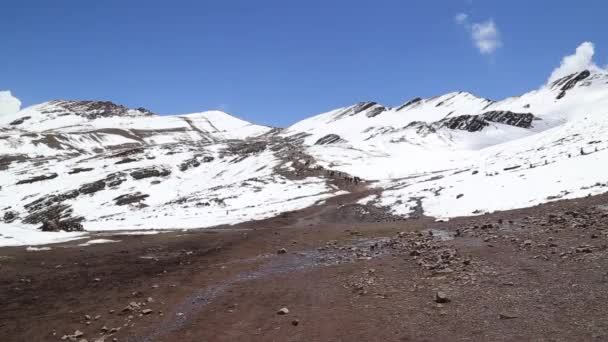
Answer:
2, 189, 608, 341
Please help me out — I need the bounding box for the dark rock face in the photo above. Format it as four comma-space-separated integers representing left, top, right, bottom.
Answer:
115, 157, 137, 165
24, 191, 80, 214
79, 180, 106, 195
179, 158, 201, 171
16, 173, 58, 185
3, 211, 17, 223
110, 148, 144, 159
9, 116, 31, 126
438, 111, 538, 132
365, 106, 387, 118
40, 218, 84, 232
227, 141, 266, 155
440, 115, 488, 132
130, 167, 171, 180
352, 102, 377, 115
331, 102, 386, 120
396, 97, 422, 111
315, 134, 345, 145
68, 167, 94, 174
23, 203, 80, 225
114, 192, 150, 206
553, 70, 591, 99
106, 172, 127, 187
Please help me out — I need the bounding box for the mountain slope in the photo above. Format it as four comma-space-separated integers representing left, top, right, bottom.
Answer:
285, 70, 608, 219
2, 70, 608, 246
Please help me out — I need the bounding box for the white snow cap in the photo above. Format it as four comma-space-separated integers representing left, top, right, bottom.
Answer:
0, 90, 21, 116
548, 42, 605, 83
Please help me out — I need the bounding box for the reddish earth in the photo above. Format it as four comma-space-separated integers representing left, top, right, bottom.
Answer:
2, 190, 608, 341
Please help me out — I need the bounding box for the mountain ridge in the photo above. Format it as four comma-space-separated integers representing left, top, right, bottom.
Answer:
2, 69, 608, 246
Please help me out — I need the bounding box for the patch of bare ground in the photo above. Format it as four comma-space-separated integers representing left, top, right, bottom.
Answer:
2, 191, 608, 341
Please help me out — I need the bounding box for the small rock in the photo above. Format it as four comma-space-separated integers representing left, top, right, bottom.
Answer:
499, 312, 518, 319
291, 319, 299, 326
277, 307, 289, 315
434, 292, 450, 303
74, 330, 84, 338
142, 309, 153, 315
277, 248, 287, 255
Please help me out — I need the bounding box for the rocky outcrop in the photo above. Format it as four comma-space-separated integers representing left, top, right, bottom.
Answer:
395, 97, 422, 111
332, 102, 386, 120
16, 173, 58, 185
553, 70, 591, 99
79, 180, 106, 195
3, 211, 17, 223
114, 192, 150, 206
438, 111, 538, 132
179, 158, 201, 171
315, 134, 345, 145
43, 100, 154, 120
9, 116, 31, 126
130, 167, 171, 180
40, 218, 84, 232
68, 167, 94, 174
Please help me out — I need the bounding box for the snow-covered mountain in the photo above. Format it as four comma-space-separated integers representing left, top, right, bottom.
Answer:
2, 69, 608, 246
285, 70, 608, 219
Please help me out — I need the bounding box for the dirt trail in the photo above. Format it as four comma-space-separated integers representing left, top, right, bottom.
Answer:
3, 191, 608, 341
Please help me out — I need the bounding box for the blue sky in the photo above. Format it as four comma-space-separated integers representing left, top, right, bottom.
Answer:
1, 0, 606, 126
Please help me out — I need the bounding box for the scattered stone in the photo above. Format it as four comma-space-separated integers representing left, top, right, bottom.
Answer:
277, 248, 287, 254
291, 319, 300, 326
499, 312, 518, 320
434, 292, 450, 303
277, 307, 289, 315
142, 309, 153, 315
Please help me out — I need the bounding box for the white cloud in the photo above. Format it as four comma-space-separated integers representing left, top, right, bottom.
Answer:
0, 91, 21, 116
547, 42, 605, 83
454, 13, 468, 25
471, 20, 501, 54
455, 14, 502, 55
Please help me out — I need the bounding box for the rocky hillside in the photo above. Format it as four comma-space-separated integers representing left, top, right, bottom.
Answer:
2, 70, 608, 246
